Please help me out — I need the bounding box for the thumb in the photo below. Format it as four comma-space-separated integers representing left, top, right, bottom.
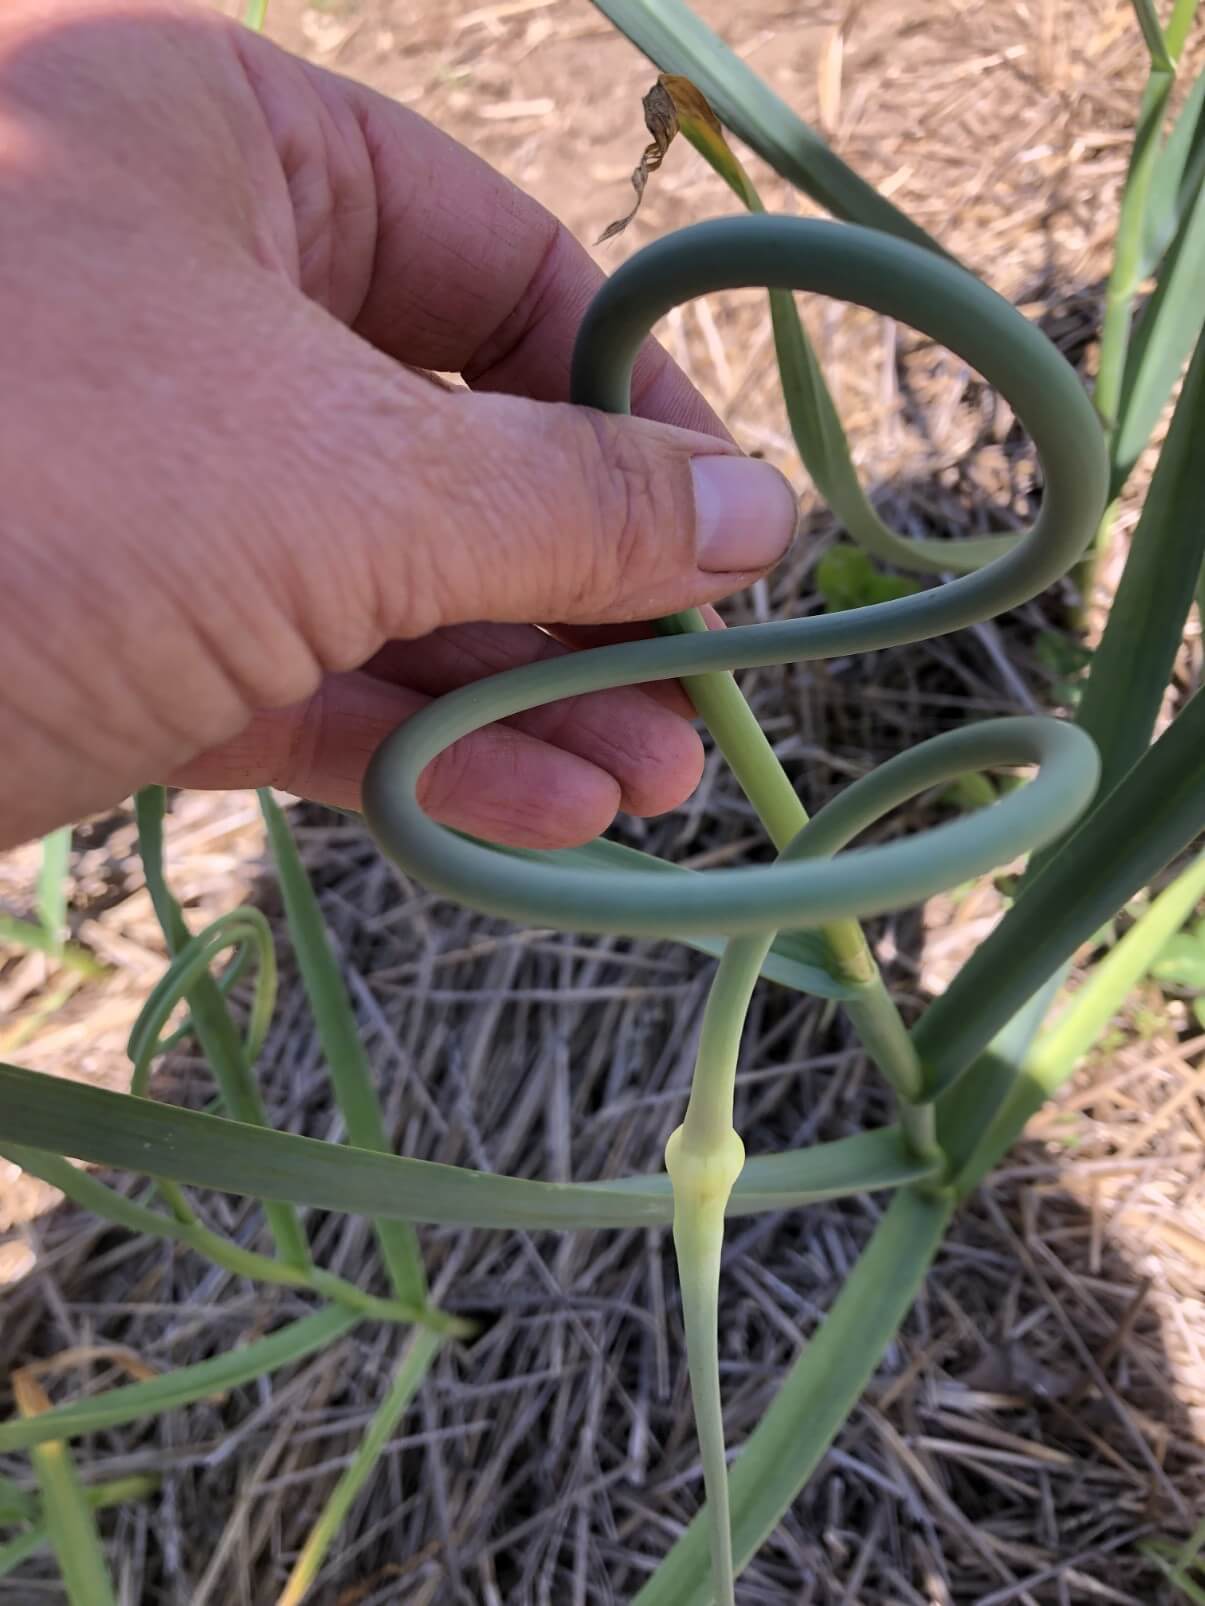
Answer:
359, 385, 799, 638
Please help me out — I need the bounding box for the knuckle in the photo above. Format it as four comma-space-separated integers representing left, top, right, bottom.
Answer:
573, 409, 675, 616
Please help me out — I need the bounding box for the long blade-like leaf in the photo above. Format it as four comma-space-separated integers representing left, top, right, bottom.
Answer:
0, 1308, 358, 1454
1114, 151, 1205, 493
588, 0, 946, 255
27, 1446, 118, 1606
134, 788, 310, 1269
1141, 65, 1205, 274
0, 1144, 233, 1244
934, 977, 1065, 1183
1130, 0, 1175, 70
1165, 0, 1203, 60
916, 686, 1205, 1095
259, 791, 426, 1308
275, 1327, 443, 1606
633, 1186, 952, 1604
950, 850, 1205, 1195
1096, 68, 1176, 444
1076, 326, 1205, 799
769, 290, 1016, 576
13, 1375, 120, 1605
0, 1141, 464, 1333
0, 1062, 936, 1229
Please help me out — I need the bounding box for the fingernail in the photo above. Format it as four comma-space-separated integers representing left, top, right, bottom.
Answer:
691, 455, 798, 573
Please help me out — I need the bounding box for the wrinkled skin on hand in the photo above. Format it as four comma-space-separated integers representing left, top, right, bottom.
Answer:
0, 0, 797, 851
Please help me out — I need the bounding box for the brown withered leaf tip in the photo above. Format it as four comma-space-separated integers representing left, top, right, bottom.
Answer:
596, 78, 679, 245
597, 75, 726, 244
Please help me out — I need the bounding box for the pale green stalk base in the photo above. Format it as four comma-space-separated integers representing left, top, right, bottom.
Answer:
667, 926, 758, 1604
633, 1186, 953, 1605
666, 1126, 746, 1606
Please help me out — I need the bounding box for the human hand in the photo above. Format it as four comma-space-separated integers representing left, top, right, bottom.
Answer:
0, 0, 797, 853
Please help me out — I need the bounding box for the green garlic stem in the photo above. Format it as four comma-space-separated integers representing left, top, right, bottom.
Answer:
663, 613, 941, 1155
683, 933, 770, 1152
662, 607, 874, 986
